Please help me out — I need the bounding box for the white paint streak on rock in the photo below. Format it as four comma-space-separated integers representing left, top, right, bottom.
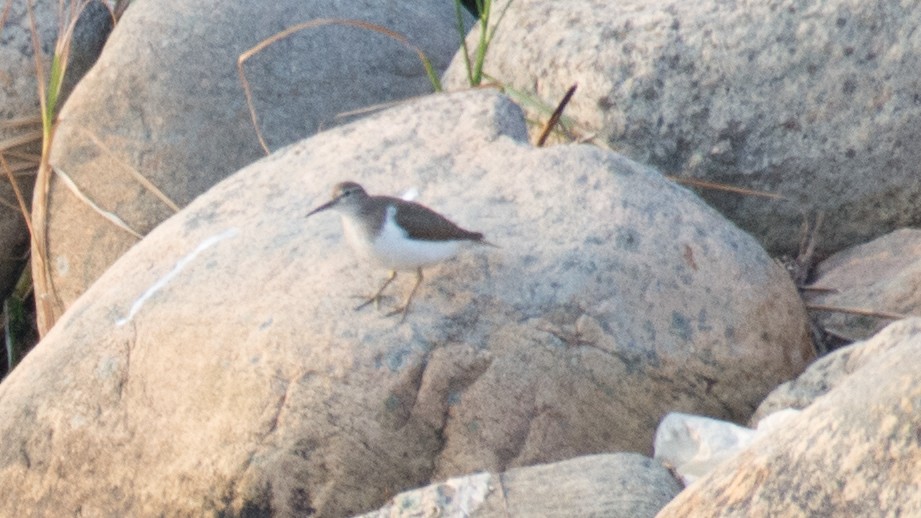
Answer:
116, 228, 238, 326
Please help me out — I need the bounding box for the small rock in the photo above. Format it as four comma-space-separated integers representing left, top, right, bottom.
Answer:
359, 453, 682, 518
654, 410, 800, 485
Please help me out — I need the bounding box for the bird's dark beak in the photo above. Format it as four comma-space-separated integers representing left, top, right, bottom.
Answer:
306, 198, 337, 217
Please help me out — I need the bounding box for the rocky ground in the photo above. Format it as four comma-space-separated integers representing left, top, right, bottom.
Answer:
0, 0, 919, 516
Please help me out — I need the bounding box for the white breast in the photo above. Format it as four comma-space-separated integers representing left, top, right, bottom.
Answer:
343, 206, 462, 271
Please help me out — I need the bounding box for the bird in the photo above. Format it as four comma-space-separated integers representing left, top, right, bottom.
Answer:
307, 181, 492, 321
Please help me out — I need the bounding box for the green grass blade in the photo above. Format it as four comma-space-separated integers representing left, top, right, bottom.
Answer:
471, 0, 491, 85
420, 54, 443, 92
454, 0, 474, 85
4, 297, 26, 373
44, 53, 65, 134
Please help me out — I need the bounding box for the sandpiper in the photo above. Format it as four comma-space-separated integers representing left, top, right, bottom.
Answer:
307, 181, 492, 320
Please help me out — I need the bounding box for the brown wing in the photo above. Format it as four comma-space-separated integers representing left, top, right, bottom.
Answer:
389, 197, 484, 242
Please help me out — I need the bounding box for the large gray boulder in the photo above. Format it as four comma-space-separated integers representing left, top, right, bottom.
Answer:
39, 0, 467, 329
0, 90, 812, 517
444, 0, 921, 257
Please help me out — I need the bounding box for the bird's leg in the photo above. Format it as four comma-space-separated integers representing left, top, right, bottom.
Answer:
355, 270, 397, 311
387, 268, 424, 322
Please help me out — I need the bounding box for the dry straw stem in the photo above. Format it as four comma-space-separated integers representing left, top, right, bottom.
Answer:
79, 127, 180, 213
0, 0, 11, 37
27, 0, 57, 336
30, 0, 104, 335
52, 167, 143, 238
0, 153, 33, 237
238, 18, 443, 155
0, 196, 17, 213
805, 303, 911, 321
4, 156, 43, 175
0, 91, 44, 178
0, 116, 43, 168
333, 97, 423, 122
800, 285, 838, 293
821, 326, 861, 344
668, 177, 789, 201
1, 114, 44, 129
0, 130, 43, 155
0, 131, 44, 170
331, 86, 500, 123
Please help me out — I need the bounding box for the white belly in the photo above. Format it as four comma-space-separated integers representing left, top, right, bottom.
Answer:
342, 213, 462, 271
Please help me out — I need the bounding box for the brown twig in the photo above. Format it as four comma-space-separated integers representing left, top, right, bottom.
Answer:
799, 285, 838, 293
805, 303, 909, 321
535, 83, 577, 147
0, 129, 44, 153
668, 176, 788, 200
79, 127, 180, 213
821, 326, 862, 344
0, 153, 33, 237
0, 115, 43, 129
4, 149, 42, 162
332, 98, 415, 121
0, 196, 18, 212
798, 212, 822, 259
786, 211, 823, 286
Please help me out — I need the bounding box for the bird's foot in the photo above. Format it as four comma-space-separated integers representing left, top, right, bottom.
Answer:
352, 294, 387, 311
384, 304, 410, 323
353, 271, 398, 312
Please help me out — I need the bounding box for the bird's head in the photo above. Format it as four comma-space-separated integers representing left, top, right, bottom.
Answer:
307, 181, 368, 217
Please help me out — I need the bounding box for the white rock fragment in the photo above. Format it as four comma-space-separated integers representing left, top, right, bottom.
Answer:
654, 409, 802, 485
